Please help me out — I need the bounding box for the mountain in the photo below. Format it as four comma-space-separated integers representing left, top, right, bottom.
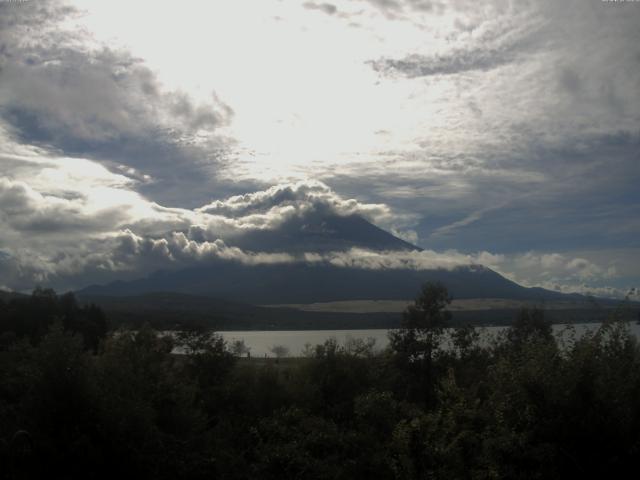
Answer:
79, 211, 580, 305
78, 291, 633, 331
81, 261, 570, 304
222, 209, 419, 253
0, 290, 28, 302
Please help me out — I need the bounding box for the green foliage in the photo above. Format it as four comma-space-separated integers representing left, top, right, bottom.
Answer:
298, 338, 380, 421
0, 288, 107, 350
389, 282, 452, 405
178, 327, 232, 375
1, 285, 640, 479
269, 344, 290, 359
389, 282, 452, 362
507, 306, 553, 347
230, 339, 251, 357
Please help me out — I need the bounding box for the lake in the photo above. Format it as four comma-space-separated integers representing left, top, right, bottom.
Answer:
217, 322, 640, 358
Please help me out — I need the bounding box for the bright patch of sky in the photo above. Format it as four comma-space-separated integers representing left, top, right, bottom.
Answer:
0, 0, 638, 298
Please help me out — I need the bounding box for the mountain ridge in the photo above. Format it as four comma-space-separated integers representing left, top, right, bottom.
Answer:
221, 209, 420, 253
77, 211, 594, 305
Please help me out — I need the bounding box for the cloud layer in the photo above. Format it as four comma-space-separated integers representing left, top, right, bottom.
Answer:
0, 131, 633, 298
0, 0, 242, 207
0, 0, 637, 300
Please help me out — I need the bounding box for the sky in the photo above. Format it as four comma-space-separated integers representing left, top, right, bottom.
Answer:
0, 0, 639, 299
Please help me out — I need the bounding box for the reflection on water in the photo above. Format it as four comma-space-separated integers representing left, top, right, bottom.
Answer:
213, 322, 640, 358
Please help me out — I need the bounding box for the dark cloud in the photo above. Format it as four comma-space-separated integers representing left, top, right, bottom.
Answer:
1, 4, 232, 136
301, 0, 447, 25
0, 178, 129, 234
303, 2, 338, 15
369, 48, 516, 77
558, 67, 582, 94
323, 129, 640, 256
368, 11, 541, 77
0, 1, 76, 31
362, 0, 445, 16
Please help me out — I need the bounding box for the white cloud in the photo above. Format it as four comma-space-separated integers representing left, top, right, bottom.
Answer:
472, 251, 633, 299
0, 126, 633, 298
0, 128, 426, 289
0, 0, 237, 207
0, 0, 637, 299
0, 4, 232, 141
196, 180, 411, 229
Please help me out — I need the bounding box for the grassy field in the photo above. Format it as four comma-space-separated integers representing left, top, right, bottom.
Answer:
263, 297, 626, 313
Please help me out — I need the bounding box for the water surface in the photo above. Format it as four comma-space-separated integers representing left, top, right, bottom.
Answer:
217, 322, 640, 358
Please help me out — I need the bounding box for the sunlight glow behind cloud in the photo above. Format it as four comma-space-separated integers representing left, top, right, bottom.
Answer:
0, 0, 638, 298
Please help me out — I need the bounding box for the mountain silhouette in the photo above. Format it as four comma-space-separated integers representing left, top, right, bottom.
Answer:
221, 207, 419, 253
79, 210, 581, 304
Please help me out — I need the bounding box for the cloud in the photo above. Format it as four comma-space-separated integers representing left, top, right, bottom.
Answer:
195, 180, 420, 241
525, 282, 638, 302
369, 44, 518, 78
471, 251, 635, 299
0, 0, 637, 300
0, 139, 425, 289
0, 178, 133, 234
349, 0, 639, 257
359, 0, 447, 20
390, 228, 418, 245
303, 2, 338, 15
0, 0, 239, 207
1, 48, 230, 142
368, 1, 546, 77
0, 149, 633, 300
111, 230, 297, 268
198, 180, 392, 220
16, 233, 471, 287
428, 208, 492, 239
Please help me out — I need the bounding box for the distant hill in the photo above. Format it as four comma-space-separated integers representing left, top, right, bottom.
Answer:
77, 291, 637, 331
0, 290, 28, 302
80, 261, 575, 304
76, 292, 402, 330
78, 210, 623, 314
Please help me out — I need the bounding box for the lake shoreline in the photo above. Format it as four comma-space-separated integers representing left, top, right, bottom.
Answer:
168, 317, 623, 332
177, 322, 640, 358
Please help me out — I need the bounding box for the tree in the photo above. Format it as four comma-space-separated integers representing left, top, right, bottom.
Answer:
177, 327, 235, 390
269, 344, 290, 360
230, 339, 251, 357
507, 307, 552, 347
389, 282, 452, 404
451, 324, 480, 358
390, 282, 451, 362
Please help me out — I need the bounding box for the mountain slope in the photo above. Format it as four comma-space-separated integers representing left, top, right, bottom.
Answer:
0, 290, 29, 302
79, 259, 573, 305
78, 212, 586, 304
223, 209, 419, 253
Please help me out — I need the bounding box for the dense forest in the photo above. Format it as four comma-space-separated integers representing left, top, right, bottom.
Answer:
1, 285, 640, 479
